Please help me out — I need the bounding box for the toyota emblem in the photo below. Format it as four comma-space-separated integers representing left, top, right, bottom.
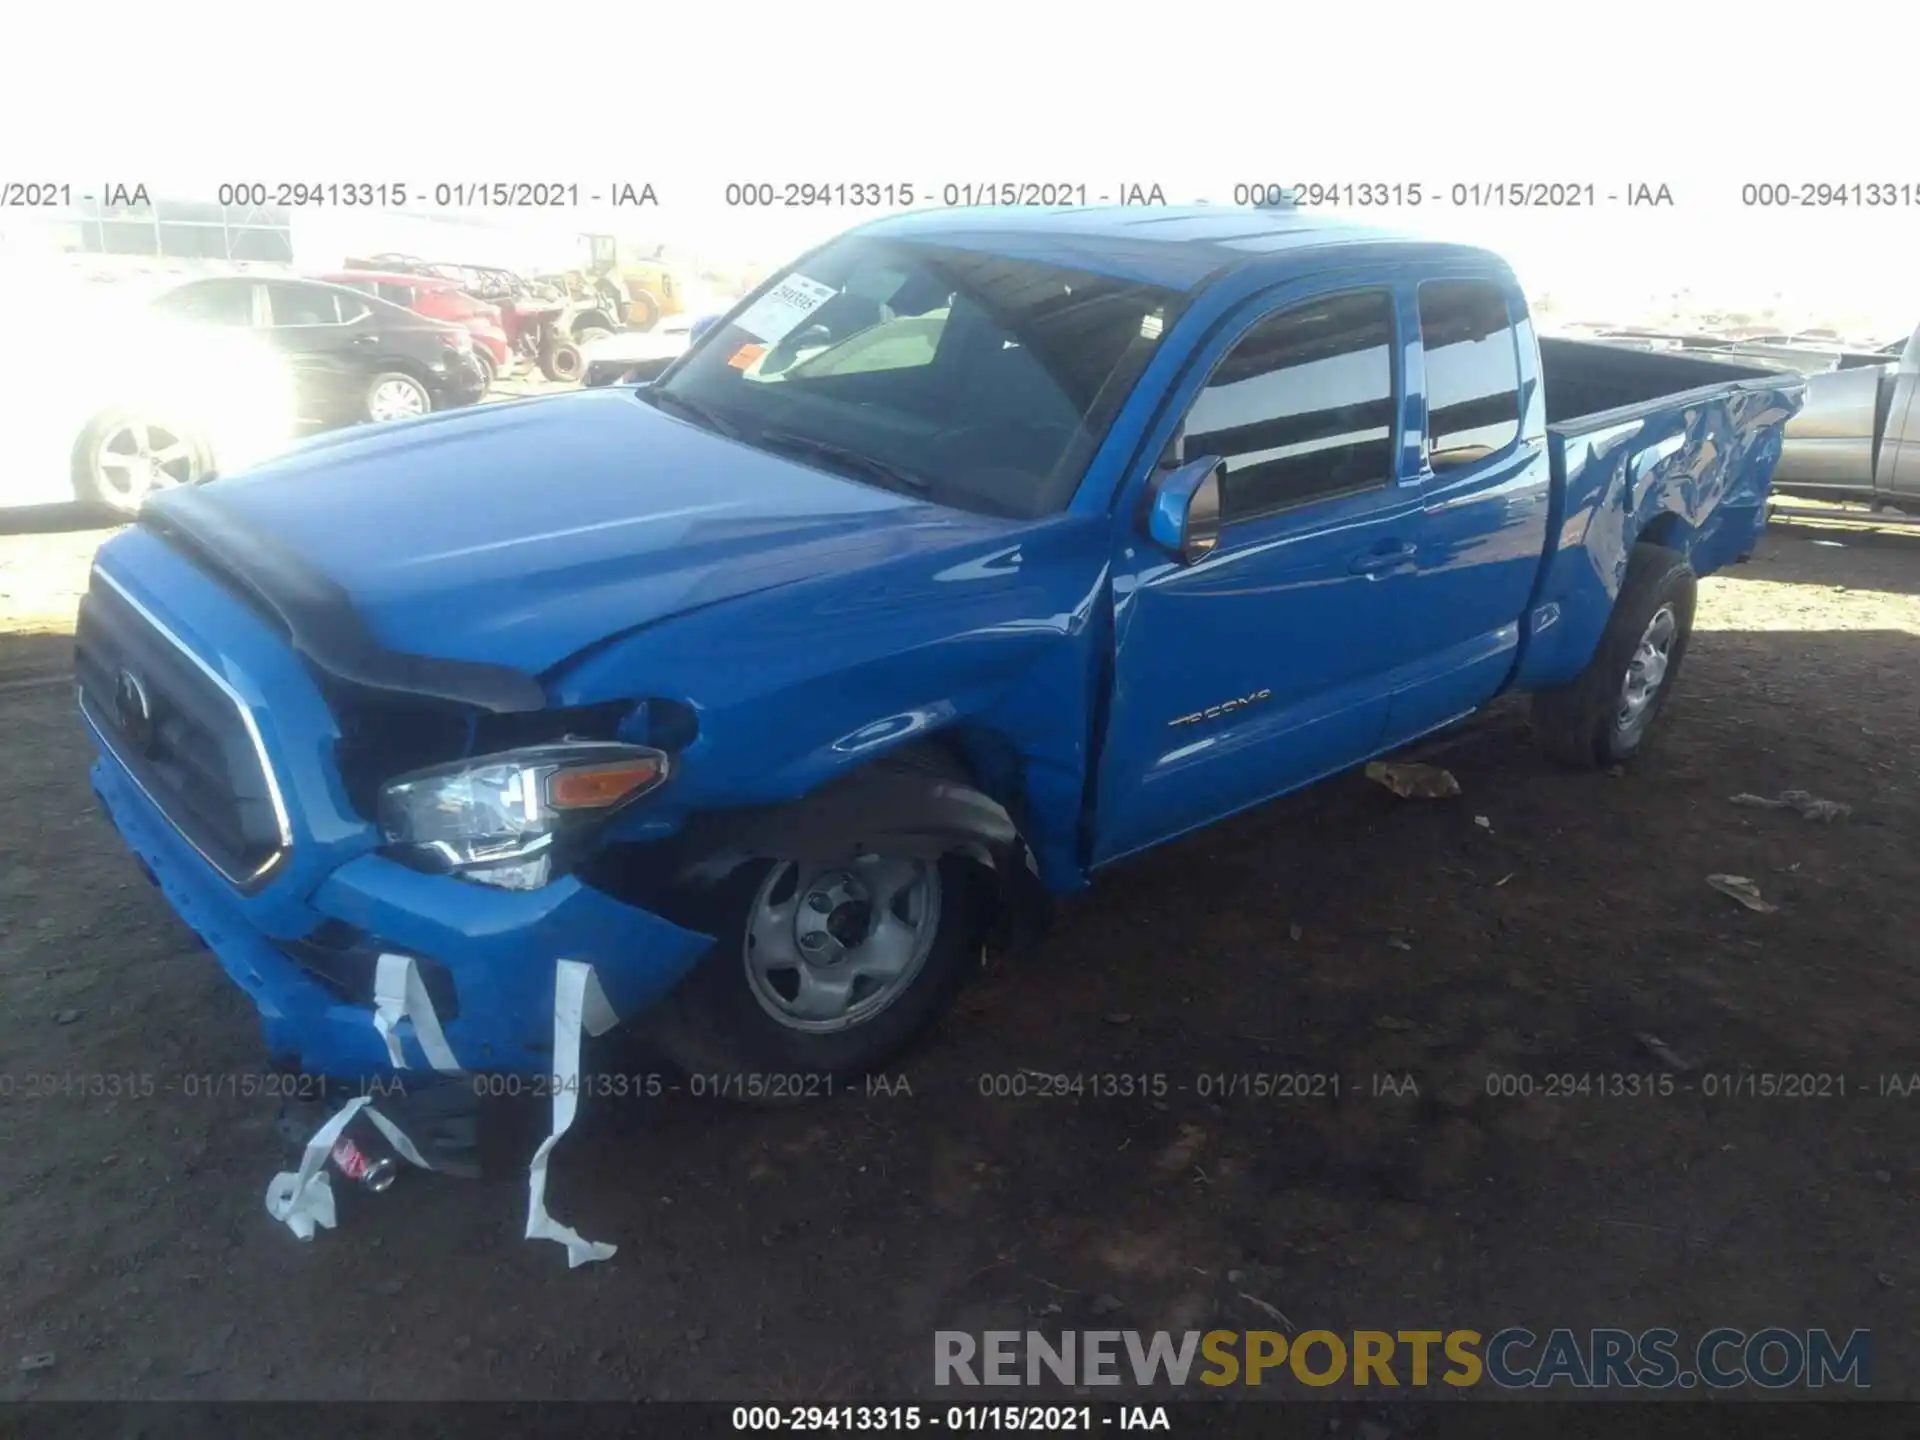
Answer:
112, 668, 155, 755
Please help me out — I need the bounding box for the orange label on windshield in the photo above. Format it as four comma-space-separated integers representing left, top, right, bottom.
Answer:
727, 343, 767, 370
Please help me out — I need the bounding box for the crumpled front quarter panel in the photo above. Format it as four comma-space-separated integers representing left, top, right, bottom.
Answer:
548, 515, 1116, 893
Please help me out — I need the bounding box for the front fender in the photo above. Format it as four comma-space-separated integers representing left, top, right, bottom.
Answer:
547, 513, 1116, 895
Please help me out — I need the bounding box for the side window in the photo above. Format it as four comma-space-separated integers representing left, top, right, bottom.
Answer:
1418, 279, 1521, 466
378, 282, 415, 307
1182, 290, 1396, 522
267, 284, 340, 327
154, 281, 253, 327
337, 294, 371, 323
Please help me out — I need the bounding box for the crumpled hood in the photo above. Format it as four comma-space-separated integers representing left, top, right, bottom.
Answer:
201, 389, 998, 677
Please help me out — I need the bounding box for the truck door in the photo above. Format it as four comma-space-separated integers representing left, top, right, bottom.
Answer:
1379, 275, 1552, 744
1091, 279, 1430, 866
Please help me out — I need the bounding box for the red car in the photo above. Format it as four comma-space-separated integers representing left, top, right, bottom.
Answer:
314, 270, 512, 389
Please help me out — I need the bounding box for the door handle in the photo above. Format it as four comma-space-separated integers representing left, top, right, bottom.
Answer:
1349, 542, 1418, 575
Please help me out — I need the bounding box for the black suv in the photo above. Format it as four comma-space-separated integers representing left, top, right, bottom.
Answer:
150, 276, 488, 428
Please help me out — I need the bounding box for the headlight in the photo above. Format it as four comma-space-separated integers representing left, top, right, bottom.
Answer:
377, 742, 670, 890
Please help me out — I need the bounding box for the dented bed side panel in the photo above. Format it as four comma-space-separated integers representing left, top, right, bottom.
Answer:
1512, 377, 1802, 692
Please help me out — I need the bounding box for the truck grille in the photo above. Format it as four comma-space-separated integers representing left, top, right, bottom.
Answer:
76, 569, 291, 889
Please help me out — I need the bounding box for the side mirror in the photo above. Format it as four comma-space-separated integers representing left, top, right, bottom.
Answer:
1144, 456, 1225, 565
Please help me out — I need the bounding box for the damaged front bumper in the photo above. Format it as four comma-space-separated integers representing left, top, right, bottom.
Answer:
78, 525, 717, 1084
91, 746, 714, 1082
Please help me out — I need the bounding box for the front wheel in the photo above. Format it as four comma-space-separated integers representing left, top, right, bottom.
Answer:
1532, 542, 1698, 767
644, 850, 987, 1097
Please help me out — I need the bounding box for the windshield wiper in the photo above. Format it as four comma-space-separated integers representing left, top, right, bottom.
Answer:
753, 429, 931, 494
642, 386, 740, 439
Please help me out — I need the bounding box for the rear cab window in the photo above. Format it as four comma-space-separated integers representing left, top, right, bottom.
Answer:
1417, 278, 1522, 468
1181, 290, 1398, 523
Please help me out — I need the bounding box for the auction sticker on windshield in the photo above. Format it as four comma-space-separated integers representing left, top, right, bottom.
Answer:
733, 274, 836, 343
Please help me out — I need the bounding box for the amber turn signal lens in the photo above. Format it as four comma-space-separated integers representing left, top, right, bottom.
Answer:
546, 758, 664, 810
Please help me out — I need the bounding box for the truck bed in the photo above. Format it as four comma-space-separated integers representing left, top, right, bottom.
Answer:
1538, 337, 1784, 428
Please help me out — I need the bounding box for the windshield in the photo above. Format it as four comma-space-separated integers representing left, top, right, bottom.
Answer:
651, 236, 1186, 518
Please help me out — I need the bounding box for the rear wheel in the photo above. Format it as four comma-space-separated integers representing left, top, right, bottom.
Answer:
472, 348, 497, 392
573, 325, 614, 347
1532, 542, 1698, 767
364, 372, 432, 423
75, 411, 211, 516
628, 290, 660, 332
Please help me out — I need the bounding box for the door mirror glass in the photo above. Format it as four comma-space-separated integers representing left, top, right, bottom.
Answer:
1144, 456, 1225, 564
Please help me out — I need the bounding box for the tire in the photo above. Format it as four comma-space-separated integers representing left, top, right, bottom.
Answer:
1532, 542, 1698, 768
74, 410, 212, 516
541, 340, 585, 384
573, 325, 614, 347
643, 790, 990, 1098
364, 371, 433, 423
473, 348, 497, 393
628, 290, 660, 333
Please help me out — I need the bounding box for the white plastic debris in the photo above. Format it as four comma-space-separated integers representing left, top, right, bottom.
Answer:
524, 959, 620, 1268
1706, 874, 1778, 913
372, 952, 459, 1072
1729, 790, 1851, 823
265, 955, 620, 1268
265, 1094, 434, 1240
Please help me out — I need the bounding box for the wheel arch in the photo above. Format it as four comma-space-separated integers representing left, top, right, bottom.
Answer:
371, 357, 439, 391
1633, 510, 1693, 557
589, 729, 1053, 960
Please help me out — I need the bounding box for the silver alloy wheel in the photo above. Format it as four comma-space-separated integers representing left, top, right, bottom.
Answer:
743, 854, 942, 1033
1615, 603, 1678, 742
369, 378, 429, 422
94, 420, 199, 504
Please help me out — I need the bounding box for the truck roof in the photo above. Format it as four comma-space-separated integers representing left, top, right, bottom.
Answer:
856, 204, 1501, 292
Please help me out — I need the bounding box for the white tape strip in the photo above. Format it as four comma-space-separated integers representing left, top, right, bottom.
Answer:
264, 1094, 434, 1240
268, 955, 621, 1267
372, 952, 461, 1074
524, 959, 619, 1268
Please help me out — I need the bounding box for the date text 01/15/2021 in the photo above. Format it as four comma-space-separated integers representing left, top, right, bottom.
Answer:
729, 1405, 1165, 1431
463, 1071, 908, 1101
0, 1071, 385, 1102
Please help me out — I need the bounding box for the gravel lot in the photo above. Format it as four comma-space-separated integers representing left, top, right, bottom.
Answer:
0, 498, 1915, 1403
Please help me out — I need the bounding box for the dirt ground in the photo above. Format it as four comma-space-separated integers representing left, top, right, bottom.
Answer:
0, 509, 1914, 1405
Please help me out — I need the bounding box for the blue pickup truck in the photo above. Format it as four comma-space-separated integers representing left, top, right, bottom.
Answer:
77, 206, 1803, 1093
